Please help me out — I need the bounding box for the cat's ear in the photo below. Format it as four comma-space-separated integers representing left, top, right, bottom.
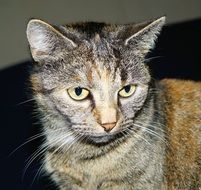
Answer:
26, 19, 77, 62
124, 16, 166, 55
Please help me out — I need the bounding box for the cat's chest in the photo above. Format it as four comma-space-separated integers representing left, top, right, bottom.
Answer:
48, 153, 129, 189
46, 143, 164, 189
62, 154, 125, 182
46, 146, 135, 187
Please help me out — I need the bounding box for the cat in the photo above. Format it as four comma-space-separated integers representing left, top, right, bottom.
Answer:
26, 16, 201, 190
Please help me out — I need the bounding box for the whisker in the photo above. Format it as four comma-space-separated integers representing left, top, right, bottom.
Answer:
9, 133, 45, 157
50, 132, 77, 156
135, 121, 167, 134
133, 123, 167, 144
30, 163, 44, 188
32, 132, 83, 185
125, 127, 151, 146
17, 98, 35, 106
22, 144, 48, 181
22, 130, 74, 181
30, 132, 77, 188
9, 127, 69, 157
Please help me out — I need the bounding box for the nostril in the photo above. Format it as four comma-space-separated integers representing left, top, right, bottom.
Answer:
101, 122, 116, 132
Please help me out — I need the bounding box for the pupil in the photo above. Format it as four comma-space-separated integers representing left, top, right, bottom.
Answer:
75, 87, 82, 96
124, 85, 131, 93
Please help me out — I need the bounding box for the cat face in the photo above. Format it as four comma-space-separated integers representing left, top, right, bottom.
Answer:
27, 17, 165, 144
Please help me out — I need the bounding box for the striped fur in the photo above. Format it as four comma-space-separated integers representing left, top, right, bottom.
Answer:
27, 17, 201, 189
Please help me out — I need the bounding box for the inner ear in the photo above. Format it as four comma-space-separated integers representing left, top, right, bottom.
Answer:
124, 16, 166, 55
26, 19, 77, 62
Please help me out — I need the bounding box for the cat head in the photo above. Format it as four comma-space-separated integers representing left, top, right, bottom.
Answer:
27, 17, 165, 145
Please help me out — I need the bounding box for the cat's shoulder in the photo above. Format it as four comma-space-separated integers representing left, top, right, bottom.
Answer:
160, 79, 201, 188
159, 78, 201, 141
159, 79, 201, 139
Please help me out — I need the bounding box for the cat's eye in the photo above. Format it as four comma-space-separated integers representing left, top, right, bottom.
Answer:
67, 87, 89, 101
118, 85, 136, 98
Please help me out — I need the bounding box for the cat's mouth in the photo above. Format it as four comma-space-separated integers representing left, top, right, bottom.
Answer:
82, 131, 125, 145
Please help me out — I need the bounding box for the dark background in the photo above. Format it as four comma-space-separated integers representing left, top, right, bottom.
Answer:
1, 19, 201, 189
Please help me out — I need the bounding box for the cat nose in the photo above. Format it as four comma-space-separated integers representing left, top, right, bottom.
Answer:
101, 122, 116, 132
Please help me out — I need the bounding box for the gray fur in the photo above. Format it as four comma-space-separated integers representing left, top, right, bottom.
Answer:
27, 17, 168, 189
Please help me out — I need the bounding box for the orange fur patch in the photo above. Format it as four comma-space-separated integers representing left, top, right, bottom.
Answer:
161, 79, 201, 189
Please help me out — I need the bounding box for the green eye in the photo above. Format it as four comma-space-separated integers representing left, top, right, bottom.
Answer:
67, 87, 89, 101
118, 85, 136, 98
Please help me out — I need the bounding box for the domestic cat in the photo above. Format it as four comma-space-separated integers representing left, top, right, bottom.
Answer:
26, 17, 201, 190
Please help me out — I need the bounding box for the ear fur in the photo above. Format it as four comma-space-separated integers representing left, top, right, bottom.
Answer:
124, 16, 166, 55
26, 19, 77, 62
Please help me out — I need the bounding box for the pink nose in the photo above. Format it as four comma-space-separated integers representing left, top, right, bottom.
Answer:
101, 122, 116, 132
